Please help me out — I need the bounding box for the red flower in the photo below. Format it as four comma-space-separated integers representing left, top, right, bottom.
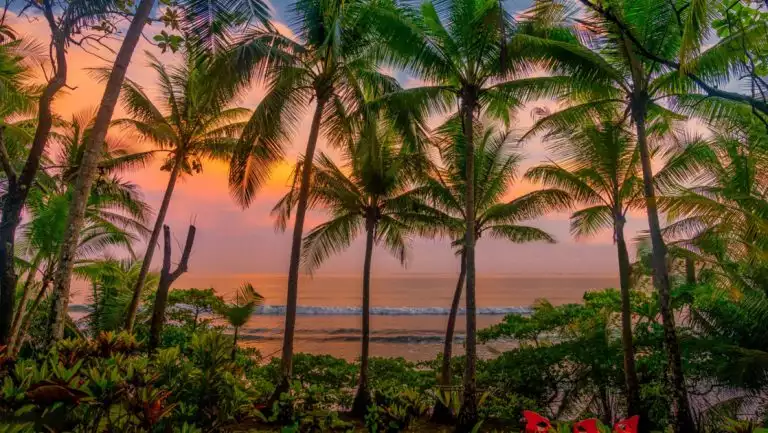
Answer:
573, 418, 599, 433
614, 415, 639, 433
523, 410, 552, 433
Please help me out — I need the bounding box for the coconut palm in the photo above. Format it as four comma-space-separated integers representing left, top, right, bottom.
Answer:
272, 117, 432, 415
114, 52, 252, 333
525, 118, 647, 422
418, 119, 566, 421
366, 1, 575, 424
228, 0, 407, 398
515, 2, 702, 427
218, 283, 264, 360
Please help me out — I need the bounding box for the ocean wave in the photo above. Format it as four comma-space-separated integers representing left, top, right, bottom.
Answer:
251, 305, 530, 316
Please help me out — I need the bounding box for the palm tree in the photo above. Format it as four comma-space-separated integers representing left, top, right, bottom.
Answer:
525, 118, 647, 424
12, 111, 150, 352
516, 3, 701, 427
366, 1, 569, 424
115, 52, 252, 333
273, 117, 431, 415
218, 283, 264, 360
419, 119, 565, 421
228, 0, 405, 398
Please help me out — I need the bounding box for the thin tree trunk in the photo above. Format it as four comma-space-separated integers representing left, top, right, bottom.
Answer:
271, 96, 328, 402
615, 218, 647, 431
8, 254, 42, 351
0, 24, 68, 345
11, 274, 51, 356
457, 91, 478, 433
125, 149, 186, 332
352, 216, 376, 417
149, 224, 196, 350
685, 257, 696, 285
47, 0, 156, 343
632, 97, 695, 433
231, 326, 239, 360
433, 251, 466, 423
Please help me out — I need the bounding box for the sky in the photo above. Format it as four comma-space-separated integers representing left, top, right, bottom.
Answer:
6, 1, 654, 280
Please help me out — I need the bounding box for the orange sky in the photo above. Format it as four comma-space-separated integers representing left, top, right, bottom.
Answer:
6, 8, 650, 283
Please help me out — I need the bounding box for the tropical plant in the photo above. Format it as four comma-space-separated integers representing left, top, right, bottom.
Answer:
525, 118, 647, 419
11, 110, 151, 354
115, 51, 252, 332
515, 1, 705, 427
228, 0, 407, 401
273, 117, 431, 416
366, 0, 575, 425
418, 119, 566, 422
217, 283, 264, 360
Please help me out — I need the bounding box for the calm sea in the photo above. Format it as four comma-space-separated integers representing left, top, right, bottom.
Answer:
71, 274, 618, 361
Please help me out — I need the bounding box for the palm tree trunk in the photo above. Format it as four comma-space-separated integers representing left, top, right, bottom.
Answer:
457, 90, 478, 433
231, 326, 239, 360
272, 95, 328, 403
615, 218, 647, 430
0, 29, 68, 345
11, 273, 52, 356
433, 251, 466, 423
352, 215, 376, 416
125, 149, 186, 332
8, 254, 42, 351
632, 97, 695, 433
47, 0, 156, 344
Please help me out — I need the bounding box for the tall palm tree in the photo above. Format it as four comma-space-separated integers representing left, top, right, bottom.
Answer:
273, 118, 430, 416
218, 283, 264, 360
525, 118, 647, 424
516, 2, 701, 427
114, 52, 252, 333
419, 119, 565, 422
367, 1, 569, 425
228, 0, 405, 398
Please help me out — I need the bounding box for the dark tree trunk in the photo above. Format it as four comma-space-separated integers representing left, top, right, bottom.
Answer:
271, 95, 328, 404
685, 257, 696, 285
433, 251, 466, 423
0, 21, 68, 344
125, 149, 185, 332
47, 0, 156, 343
457, 90, 478, 433
231, 326, 239, 360
149, 225, 196, 350
352, 216, 376, 417
615, 218, 649, 431
632, 96, 695, 433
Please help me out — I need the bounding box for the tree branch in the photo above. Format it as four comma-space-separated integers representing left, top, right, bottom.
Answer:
161, 224, 197, 283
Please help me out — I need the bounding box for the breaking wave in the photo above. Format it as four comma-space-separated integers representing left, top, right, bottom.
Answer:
251, 305, 530, 316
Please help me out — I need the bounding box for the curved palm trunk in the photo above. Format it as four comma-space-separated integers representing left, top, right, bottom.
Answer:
8, 254, 42, 350
615, 218, 647, 430
632, 98, 694, 433
125, 149, 186, 332
0, 30, 68, 345
272, 96, 328, 402
352, 216, 376, 416
47, 0, 156, 343
433, 251, 467, 423
457, 92, 478, 432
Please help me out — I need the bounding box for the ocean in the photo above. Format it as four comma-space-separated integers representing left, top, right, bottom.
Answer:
72, 274, 618, 361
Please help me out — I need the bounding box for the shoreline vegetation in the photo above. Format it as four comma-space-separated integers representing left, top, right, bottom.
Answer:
2, 0, 768, 432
